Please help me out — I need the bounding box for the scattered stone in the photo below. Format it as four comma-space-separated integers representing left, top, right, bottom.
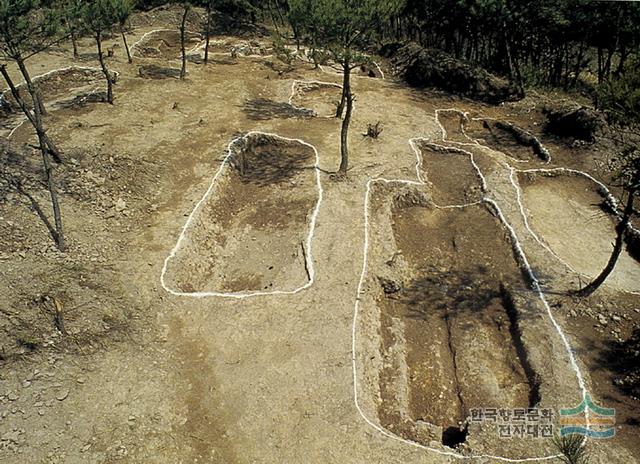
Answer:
115, 199, 127, 213
56, 389, 69, 401
598, 314, 608, 326
379, 277, 402, 295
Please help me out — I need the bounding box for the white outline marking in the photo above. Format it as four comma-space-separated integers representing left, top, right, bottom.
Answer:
160, 131, 323, 299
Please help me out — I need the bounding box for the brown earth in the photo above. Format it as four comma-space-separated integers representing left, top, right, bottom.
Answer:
0, 5, 638, 463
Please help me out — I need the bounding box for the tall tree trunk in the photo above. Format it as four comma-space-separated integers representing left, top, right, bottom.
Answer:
204, 2, 212, 64
338, 89, 354, 175
577, 189, 636, 297
37, 124, 65, 251
0, 64, 65, 250
96, 32, 113, 104
70, 29, 79, 60
572, 39, 586, 88
180, 5, 189, 79
15, 56, 46, 116
121, 26, 132, 64
7, 61, 62, 162
335, 55, 351, 118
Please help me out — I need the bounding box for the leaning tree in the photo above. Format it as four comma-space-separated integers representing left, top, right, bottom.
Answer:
0, 0, 66, 249
289, 0, 404, 175
577, 142, 639, 297
114, 0, 136, 64
83, 0, 119, 104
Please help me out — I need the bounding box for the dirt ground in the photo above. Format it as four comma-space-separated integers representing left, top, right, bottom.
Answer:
0, 5, 639, 463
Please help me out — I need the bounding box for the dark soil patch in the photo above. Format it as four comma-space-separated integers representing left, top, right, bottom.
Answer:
377, 203, 535, 448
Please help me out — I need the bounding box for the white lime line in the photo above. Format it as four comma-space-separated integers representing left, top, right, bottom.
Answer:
130, 28, 177, 56
160, 131, 323, 299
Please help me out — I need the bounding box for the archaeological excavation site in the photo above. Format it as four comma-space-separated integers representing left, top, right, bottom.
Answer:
1, 1, 639, 463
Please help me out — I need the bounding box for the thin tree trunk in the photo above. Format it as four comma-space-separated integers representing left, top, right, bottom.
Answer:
37, 126, 65, 251
572, 39, 585, 87
204, 3, 212, 64
96, 32, 113, 104
0, 64, 65, 250
577, 189, 636, 297
335, 55, 351, 118
71, 29, 79, 60
121, 27, 132, 64
15, 56, 46, 116
180, 5, 189, 79
3, 63, 62, 162
338, 90, 354, 175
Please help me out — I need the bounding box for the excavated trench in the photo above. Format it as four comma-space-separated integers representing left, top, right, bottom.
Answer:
132, 30, 202, 60
416, 142, 484, 205
518, 171, 640, 292
290, 82, 342, 118
376, 198, 539, 448
464, 118, 549, 162
163, 133, 319, 294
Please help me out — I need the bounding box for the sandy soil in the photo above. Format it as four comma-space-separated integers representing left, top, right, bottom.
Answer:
519, 171, 640, 293
0, 6, 639, 464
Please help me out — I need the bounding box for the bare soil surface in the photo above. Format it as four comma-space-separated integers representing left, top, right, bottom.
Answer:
415, 142, 484, 205
164, 133, 319, 294
290, 81, 342, 118
519, 171, 640, 293
0, 5, 639, 463
378, 202, 532, 449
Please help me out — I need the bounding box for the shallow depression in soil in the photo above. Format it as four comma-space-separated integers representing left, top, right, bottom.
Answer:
519, 172, 640, 293
417, 142, 483, 205
164, 133, 319, 294
290, 82, 342, 118
374, 199, 537, 448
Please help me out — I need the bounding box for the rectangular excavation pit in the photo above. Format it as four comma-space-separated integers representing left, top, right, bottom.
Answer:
518, 171, 640, 293
290, 82, 342, 118
416, 142, 484, 206
132, 30, 202, 60
163, 133, 320, 295
436, 109, 473, 144
359, 186, 542, 452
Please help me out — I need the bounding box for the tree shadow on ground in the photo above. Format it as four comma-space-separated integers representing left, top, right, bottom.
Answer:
597, 328, 640, 399
242, 98, 314, 120
231, 142, 314, 187
398, 265, 502, 320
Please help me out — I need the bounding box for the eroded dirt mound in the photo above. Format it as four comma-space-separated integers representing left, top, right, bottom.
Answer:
132, 30, 202, 60
163, 133, 319, 294
390, 43, 522, 104
543, 103, 604, 142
